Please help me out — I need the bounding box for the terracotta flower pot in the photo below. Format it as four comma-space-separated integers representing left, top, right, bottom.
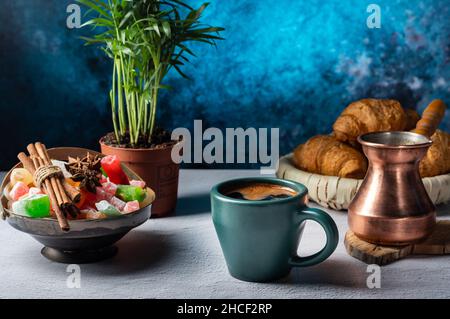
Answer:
100, 137, 180, 218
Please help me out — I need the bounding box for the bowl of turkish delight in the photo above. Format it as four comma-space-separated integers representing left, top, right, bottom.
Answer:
0, 144, 155, 263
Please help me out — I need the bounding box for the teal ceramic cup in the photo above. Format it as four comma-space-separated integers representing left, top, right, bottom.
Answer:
211, 177, 339, 282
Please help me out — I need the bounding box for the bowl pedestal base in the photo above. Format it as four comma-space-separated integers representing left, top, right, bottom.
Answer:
41, 246, 118, 264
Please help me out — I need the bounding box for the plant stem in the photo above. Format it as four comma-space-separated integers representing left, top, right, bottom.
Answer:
111, 60, 120, 142
116, 58, 126, 140
143, 92, 148, 138
148, 85, 159, 143
119, 54, 135, 147
131, 91, 138, 145
137, 94, 145, 137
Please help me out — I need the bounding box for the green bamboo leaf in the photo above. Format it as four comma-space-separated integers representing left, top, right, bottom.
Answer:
196, 2, 211, 15
164, 0, 193, 10
79, 35, 103, 43
152, 22, 161, 37
169, 59, 184, 66
177, 43, 196, 56
180, 38, 215, 45
186, 33, 224, 40
173, 64, 190, 79
157, 9, 175, 18
144, 26, 161, 37
80, 17, 114, 28
77, 0, 111, 18
101, 47, 114, 58
176, 54, 190, 63
162, 21, 171, 38
186, 2, 209, 22
119, 11, 133, 28
191, 27, 225, 34
81, 0, 109, 10
173, 7, 181, 20
117, 44, 134, 56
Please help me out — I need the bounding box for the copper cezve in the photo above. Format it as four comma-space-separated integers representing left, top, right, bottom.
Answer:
348, 131, 436, 246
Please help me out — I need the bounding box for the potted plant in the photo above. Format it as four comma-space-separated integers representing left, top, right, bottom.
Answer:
78, 0, 224, 217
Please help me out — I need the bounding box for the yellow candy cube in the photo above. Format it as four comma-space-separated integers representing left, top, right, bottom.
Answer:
10, 168, 34, 186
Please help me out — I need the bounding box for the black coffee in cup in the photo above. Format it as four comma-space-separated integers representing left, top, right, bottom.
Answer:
224, 183, 297, 201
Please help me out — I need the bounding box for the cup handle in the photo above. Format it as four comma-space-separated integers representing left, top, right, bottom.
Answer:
289, 207, 339, 267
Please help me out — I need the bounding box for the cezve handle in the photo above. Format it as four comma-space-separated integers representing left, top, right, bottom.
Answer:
412, 99, 447, 137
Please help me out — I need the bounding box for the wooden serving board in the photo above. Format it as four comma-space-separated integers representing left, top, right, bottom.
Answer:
344, 220, 450, 265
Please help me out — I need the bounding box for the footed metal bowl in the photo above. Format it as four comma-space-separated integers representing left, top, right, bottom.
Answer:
0, 147, 155, 263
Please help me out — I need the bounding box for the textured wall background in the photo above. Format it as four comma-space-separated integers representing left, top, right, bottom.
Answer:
0, 0, 449, 169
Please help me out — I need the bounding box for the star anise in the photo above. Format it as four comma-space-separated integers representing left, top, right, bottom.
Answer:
67, 153, 102, 172
65, 153, 103, 193
71, 170, 101, 193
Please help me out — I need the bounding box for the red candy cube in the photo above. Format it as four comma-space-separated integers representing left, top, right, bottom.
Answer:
123, 200, 140, 214
100, 155, 129, 185
130, 180, 146, 188
102, 181, 118, 195
9, 182, 29, 201
95, 187, 113, 202
109, 196, 126, 211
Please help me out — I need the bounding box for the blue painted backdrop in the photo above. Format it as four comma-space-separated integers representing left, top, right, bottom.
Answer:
0, 0, 449, 169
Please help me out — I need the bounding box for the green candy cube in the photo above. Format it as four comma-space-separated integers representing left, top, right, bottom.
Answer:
116, 185, 146, 202
95, 200, 121, 217
12, 194, 51, 218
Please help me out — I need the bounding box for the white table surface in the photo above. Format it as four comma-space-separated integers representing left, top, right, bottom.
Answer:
1, 169, 450, 299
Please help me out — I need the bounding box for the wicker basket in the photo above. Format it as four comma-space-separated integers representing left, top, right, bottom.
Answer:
276, 153, 450, 211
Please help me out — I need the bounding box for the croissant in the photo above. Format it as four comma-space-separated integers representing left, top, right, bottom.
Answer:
420, 130, 450, 177
333, 99, 407, 142
293, 135, 368, 179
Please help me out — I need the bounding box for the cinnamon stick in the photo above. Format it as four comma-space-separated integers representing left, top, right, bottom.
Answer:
36, 156, 64, 205
17, 152, 70, 231
36, 143, 81, 203
17, 152, 36, 175
29, 144, 64, 205
61, 180, 81, 203
26, 144, 70, 231
34, 143, 80, 218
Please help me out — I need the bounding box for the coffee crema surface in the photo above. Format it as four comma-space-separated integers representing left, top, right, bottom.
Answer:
224, 183, 298, 201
